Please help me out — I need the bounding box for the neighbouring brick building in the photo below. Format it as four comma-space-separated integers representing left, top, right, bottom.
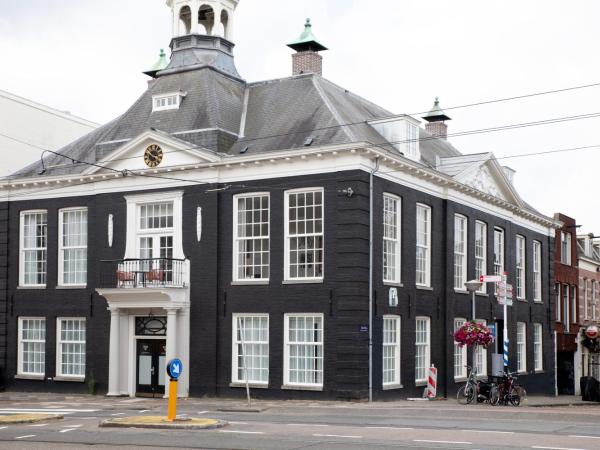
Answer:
554, 213, 580, 395
577, 234, 600, 382
0, 0, 560, 400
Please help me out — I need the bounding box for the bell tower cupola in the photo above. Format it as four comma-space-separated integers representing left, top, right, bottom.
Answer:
167, 0, 238, 41
158, 0, 242, 80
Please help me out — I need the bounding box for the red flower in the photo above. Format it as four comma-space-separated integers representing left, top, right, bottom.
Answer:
453, 322, 495, 348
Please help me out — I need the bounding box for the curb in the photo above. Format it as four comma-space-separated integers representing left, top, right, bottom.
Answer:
0, 414, 63, 425
100, 417, 228, 430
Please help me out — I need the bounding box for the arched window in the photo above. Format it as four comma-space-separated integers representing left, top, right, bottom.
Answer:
198, 5, 215, 35
178, 5, 192, 35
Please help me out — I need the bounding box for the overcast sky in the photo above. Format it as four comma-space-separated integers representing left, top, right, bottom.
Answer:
1, 0, 599, 233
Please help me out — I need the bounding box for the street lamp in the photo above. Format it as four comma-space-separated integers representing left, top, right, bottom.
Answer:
465, 279, 483, 404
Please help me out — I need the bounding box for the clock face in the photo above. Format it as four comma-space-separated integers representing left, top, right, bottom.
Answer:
144, 144, 163, 168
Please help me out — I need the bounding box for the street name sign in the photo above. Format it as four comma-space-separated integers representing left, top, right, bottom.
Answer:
480, 275, 502, 283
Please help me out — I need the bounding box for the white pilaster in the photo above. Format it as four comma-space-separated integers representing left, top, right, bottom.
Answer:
107, 307, 121, 396
213, 5, 223, 37
165, 307, 179, 397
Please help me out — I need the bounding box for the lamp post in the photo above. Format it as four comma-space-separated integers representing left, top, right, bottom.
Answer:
465, 279, 483, 404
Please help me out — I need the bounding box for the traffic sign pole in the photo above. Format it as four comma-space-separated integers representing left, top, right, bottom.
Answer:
167, 379, 178, 422
503, 273, 509, 370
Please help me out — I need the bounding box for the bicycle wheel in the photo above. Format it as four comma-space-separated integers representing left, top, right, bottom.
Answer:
489, 384, 500, 406
457, 384, 475, 405
508, 386, 521, 407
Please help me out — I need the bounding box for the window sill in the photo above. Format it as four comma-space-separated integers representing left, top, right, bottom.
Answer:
231, 280, 270, 286
416, 285, 433, 291
415, 380, 427, 387
15, 374, 44, 381
17, 286, 46, 290
534, 370, 544, 374
533, 300, 543, 304
54, 376, 85, 382
382, 383, 403, 391
454, 289, 469, 295
517, 298, 527, 302
384, 282, 404, 288
230, 382, 269, 389
454, 377, 468, 383
282, 279, 324, 285
56, 285, 87, 290
281, 384, 323, 392
476, 292, 489, 297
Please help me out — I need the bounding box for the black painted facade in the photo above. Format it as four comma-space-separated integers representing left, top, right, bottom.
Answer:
0, 169, 556, 398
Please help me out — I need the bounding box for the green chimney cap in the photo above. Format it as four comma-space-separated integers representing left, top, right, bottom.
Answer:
423, 97, 451, 123
144, 49, 170, 78
287, 18, 328, 52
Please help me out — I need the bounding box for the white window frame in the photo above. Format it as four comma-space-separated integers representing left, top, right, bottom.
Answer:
572, 285, 578, 326
563, 284, 570, 332
453, 215, 468, 290
284, 188, 324, 282
415, 316, 431, 383
58, 207, 88, 287
533, 323, 543, 372
416, 204, 431, 287
383, 194, 402, 284
19, 210, 48, 287
232, 193, 270, 283
283, 313, 324, 389
382, 315, 401, 387
17, 317, 46, 377
517, 322, 527, 373
556, 283, 561, 323
231, 314, 269, 385
593, 281, 597, 321
475, 319, 488, 377
516, 235, 526, 300
493, 227, 505, 294
454, 318, 467, 379
533, 240, 542, 303
152, 92, 184, 112
561, 231, 572, 265
475, 221, 487, 294
56, 318, 86, 379
584, 279, 589, 320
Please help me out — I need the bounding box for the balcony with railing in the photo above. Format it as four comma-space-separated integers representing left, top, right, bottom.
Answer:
99, 258, 188, 289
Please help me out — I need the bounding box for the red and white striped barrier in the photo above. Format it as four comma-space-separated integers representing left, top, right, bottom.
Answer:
426, 365, 437, 399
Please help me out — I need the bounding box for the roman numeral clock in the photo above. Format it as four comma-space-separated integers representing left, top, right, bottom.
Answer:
144, 144, 163, 168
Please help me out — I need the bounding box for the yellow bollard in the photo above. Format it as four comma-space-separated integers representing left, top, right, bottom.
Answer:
167, 379, 178, 422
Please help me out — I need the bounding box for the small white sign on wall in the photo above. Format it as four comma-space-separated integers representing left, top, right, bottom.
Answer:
108, 214, 114, 248
389, 287, 398, 307
196, 207, 202, 242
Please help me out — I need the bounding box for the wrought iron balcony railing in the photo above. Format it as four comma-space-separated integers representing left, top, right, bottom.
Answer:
100, 258, 187, 289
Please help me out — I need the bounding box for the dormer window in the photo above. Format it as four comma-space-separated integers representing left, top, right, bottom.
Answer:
368, 115, 421, 162
152, 92, 185, 112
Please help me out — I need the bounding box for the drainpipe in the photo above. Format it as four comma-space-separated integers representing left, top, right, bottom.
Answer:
369, 157, 380, 403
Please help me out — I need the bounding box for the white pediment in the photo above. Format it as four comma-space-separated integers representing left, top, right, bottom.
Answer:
84, 130, 221, 175
453, 156, 524, 208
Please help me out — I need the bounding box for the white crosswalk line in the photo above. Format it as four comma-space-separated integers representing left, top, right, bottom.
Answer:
15, 435, 36, 439
60, 429, 76, 433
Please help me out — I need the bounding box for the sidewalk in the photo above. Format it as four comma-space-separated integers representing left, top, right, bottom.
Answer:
0, 392, 597, 410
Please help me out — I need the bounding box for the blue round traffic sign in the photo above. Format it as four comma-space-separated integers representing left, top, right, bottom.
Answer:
166, 358, 183, 380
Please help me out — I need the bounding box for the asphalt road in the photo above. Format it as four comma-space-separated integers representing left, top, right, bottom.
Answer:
0, 397, 600, 449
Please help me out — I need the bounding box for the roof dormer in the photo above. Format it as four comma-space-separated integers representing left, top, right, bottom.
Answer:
368, 115, 421, 161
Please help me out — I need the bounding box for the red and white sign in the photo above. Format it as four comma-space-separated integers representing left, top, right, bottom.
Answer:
480, 275, 502, 283
586, 326, 599, 339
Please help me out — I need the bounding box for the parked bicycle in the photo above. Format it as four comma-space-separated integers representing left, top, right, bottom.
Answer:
457, 366, 498, 405
490, 371, 526, 407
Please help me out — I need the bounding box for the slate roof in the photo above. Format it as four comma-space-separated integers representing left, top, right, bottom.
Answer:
14, 63, 468, 179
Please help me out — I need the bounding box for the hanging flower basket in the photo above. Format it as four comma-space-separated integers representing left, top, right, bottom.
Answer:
454, 322, 495, 348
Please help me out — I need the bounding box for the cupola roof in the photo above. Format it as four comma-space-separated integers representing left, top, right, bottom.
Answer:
423, 97, 451, 123
144, 49, 170, 78
287, 19, 328, 52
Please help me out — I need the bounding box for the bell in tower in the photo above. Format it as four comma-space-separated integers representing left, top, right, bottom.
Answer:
166, 0, 238, 41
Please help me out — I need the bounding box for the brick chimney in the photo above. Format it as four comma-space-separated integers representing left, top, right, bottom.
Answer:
422, 97, 451, 140
287, 19, 328, 76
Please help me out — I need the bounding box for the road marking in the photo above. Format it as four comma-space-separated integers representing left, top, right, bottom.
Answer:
60, 429, 76, 433
28, 424, 48, 427
62, 424, 83, 428
80, 417, 98, 420
0, 408, 97, 415
287, 423, 329, 427
415, 440, 473, 445
569, 436, 600, 439
462, 430, 515, 434
532, 447, 589, 450
313, 434, 363, 439
111, 413, 125, 416
366, 426, 414, 430
15, 435, 36, 440
228, 421, 248, 425
219, 430, 265, 435
0, 426, 7, 430
139, 410, 150, 413
197, 411, 209, 415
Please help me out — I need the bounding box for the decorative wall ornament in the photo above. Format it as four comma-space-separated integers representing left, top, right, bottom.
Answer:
196, 207, 202, 242
462, 165, 506, 200
108, 214, 114, 248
